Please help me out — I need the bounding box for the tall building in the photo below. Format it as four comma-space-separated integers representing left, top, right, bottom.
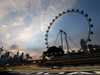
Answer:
16, 52, 19, 61
6, 52, 10, 59
80, 39, 88, 53
21, 53, 24, 60
0, 54, 5, 62
19, 53, 24, 61
17, 52, 19, 56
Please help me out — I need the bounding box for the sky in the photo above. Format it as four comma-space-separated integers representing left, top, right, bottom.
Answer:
0, 0, 100, 59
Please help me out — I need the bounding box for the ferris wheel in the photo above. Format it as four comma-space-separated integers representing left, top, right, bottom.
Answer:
45, 9, 93, 53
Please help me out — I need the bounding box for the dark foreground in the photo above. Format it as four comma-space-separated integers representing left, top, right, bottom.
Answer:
0, 64, 100, 75
0, 71, 17, 75
0, 71, 100, 75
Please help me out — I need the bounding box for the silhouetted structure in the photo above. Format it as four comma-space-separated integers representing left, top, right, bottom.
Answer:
88, 44, 100, 53
39, 43, 100, 66
43, 46, 64, 57
80, 39, 88, 53
19, 53, 24, 61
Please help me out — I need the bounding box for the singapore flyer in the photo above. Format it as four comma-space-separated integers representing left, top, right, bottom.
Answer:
45, 9, 93, 53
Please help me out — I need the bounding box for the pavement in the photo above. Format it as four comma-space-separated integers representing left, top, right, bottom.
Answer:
5, 64, 100, 72
1, 71, 100, 75
1, 65, 100, 74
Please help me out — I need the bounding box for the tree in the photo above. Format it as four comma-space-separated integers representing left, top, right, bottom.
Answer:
26, 53, 32, 59
30, 57, 32, 59
26, 53, 30, 59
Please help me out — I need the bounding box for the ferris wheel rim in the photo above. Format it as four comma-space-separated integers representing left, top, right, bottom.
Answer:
45, 9, 93, 49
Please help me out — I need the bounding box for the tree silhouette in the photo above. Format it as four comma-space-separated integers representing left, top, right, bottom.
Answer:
26, 53, 32, 59
26, 53, 30, 59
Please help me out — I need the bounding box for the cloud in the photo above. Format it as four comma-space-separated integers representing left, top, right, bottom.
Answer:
2, 25, 7, 28
0, 0, 27, 20
6, 34, 10, 38
10, 44, 18, 49
0, 0, 77, 59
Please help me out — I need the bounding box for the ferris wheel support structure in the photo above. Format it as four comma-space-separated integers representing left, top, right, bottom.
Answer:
60, 30, 69, 54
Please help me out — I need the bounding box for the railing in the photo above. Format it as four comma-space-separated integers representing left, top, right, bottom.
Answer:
46, 52, 100, 66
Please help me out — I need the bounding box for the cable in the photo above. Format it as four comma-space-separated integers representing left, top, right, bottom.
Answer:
67, 34, 80, 50
53, 32, 60, 46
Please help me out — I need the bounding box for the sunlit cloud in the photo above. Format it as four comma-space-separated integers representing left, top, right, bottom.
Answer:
0, 0, 78, 59
2, 25, 7, 28
6, 34, 10, 39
